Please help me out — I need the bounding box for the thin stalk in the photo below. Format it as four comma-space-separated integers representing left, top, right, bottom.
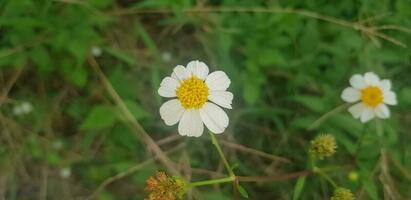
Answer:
189, 176, 235, 187
375, 118, 384, 138
375, 118, 387, 149
313, 167, 338, 188
88, 57, 179, 176
208, 131, 235, 176
309, 153, 316, 170
308, 103, 351, 130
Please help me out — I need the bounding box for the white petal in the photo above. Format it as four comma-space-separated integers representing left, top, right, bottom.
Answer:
186, 60, 209, 80
348, 102, 365, 119
349, 74, 367, 89
171, 72, 178, 80
208, 91, 233, 109
380, 79, 391, 91
178, 109, 204, 137
205, 71, 231, 91
341, 87, 360, 103
360, 107, 375, 123
172, 65, 189, 81
374, 104, 390, 119
364, 72, 380, 86
383, 91, 397, 105
160, 99, 185, 126
158, 77, 180, 97
199, 102, 229, 134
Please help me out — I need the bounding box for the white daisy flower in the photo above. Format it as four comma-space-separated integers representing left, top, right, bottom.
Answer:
60, 167, 71, 179
158, 60, 233, 137
91, 46, 102, 57
341, 72, 397, 123
13, 101, 33, 116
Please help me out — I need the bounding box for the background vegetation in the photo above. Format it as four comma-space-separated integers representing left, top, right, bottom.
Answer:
1, 0, 411, 199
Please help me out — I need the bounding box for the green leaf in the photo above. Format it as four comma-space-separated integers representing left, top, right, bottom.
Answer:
293, 96, 327, 113
117, 100, 151, 121
363, 179, 379, 200
236, 184, 249, 199
80, 105, 117, 130
30, 46, 52, 73
68, 66, 88, 87
104, 47, 136, 66
292, 177, 306, 200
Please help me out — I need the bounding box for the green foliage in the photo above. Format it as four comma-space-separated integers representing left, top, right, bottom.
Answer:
1, 0, 411, 199
80, 104, 117, 130
236, 184, 249, 199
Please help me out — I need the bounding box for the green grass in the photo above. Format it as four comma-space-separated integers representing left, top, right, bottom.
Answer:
1, 0, 411, 199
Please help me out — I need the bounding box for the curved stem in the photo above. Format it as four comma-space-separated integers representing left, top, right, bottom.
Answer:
313, 167, 338, 188
308, 103, 351, 130
208, 131, 235, 176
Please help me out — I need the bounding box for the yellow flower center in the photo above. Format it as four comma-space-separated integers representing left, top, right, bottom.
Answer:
361, 86, 383, 107
176, 76, 209, 109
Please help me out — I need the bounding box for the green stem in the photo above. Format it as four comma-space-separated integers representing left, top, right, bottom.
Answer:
309, 153, 316, 170
208, 131, 235, 176
375, 118, 384, 138
354, 125, 367, 156
314, 167, 338, 188
188, 176, 235, 187
375, 118, 386, 148
308, 103, 351, 130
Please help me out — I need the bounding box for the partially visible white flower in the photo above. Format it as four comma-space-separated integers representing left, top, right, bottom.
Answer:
341, 72, 397, 123
91, 46, 102, 57
52, 140, 64, 150
60, 167, 71, 179
161, 52, 172, 62
13, 101, 33, 116
158, 60, 233, 137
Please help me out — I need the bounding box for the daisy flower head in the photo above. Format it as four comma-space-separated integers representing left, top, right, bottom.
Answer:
158, 60, 233, 137
341, 72, 397, 123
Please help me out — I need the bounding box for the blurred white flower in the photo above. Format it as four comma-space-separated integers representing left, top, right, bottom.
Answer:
52, 140, 64, 150
60, 167, 71, 179
13, 101, 33, 116
161, 52, 172, 62
158, 60, 233, 137
341, 72, 397, 123
91, 46, 102, 57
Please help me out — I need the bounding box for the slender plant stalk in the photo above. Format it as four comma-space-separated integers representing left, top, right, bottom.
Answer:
308, 103, 351, 130
208, 131, 235, 177
189, 176, 235, 187
88, 57, 180, 176
375, 118, 384, 138
313, 167, 338, 188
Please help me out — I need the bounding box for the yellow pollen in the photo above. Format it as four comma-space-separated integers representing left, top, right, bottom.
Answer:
176, 76, 209, 109
361, 86, 383, 107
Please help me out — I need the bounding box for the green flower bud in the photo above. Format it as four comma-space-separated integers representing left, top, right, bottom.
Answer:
310, 134, 337, 160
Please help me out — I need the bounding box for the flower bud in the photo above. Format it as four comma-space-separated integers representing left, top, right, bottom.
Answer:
331, 187, 355, 200
310, 134, 337, 160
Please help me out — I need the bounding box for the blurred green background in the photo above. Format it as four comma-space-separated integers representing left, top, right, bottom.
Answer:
1, 0, 411, 199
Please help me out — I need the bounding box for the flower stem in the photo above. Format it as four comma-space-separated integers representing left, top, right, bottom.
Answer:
375, 118, 384, 138
208, 131, 235, 176
313, 167, 338, 188
188, 176, 235, 187
309, 153, 316, 170
307, 103, 351, 130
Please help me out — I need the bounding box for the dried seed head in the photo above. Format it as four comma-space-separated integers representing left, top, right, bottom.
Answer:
145, 171, 187, 200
